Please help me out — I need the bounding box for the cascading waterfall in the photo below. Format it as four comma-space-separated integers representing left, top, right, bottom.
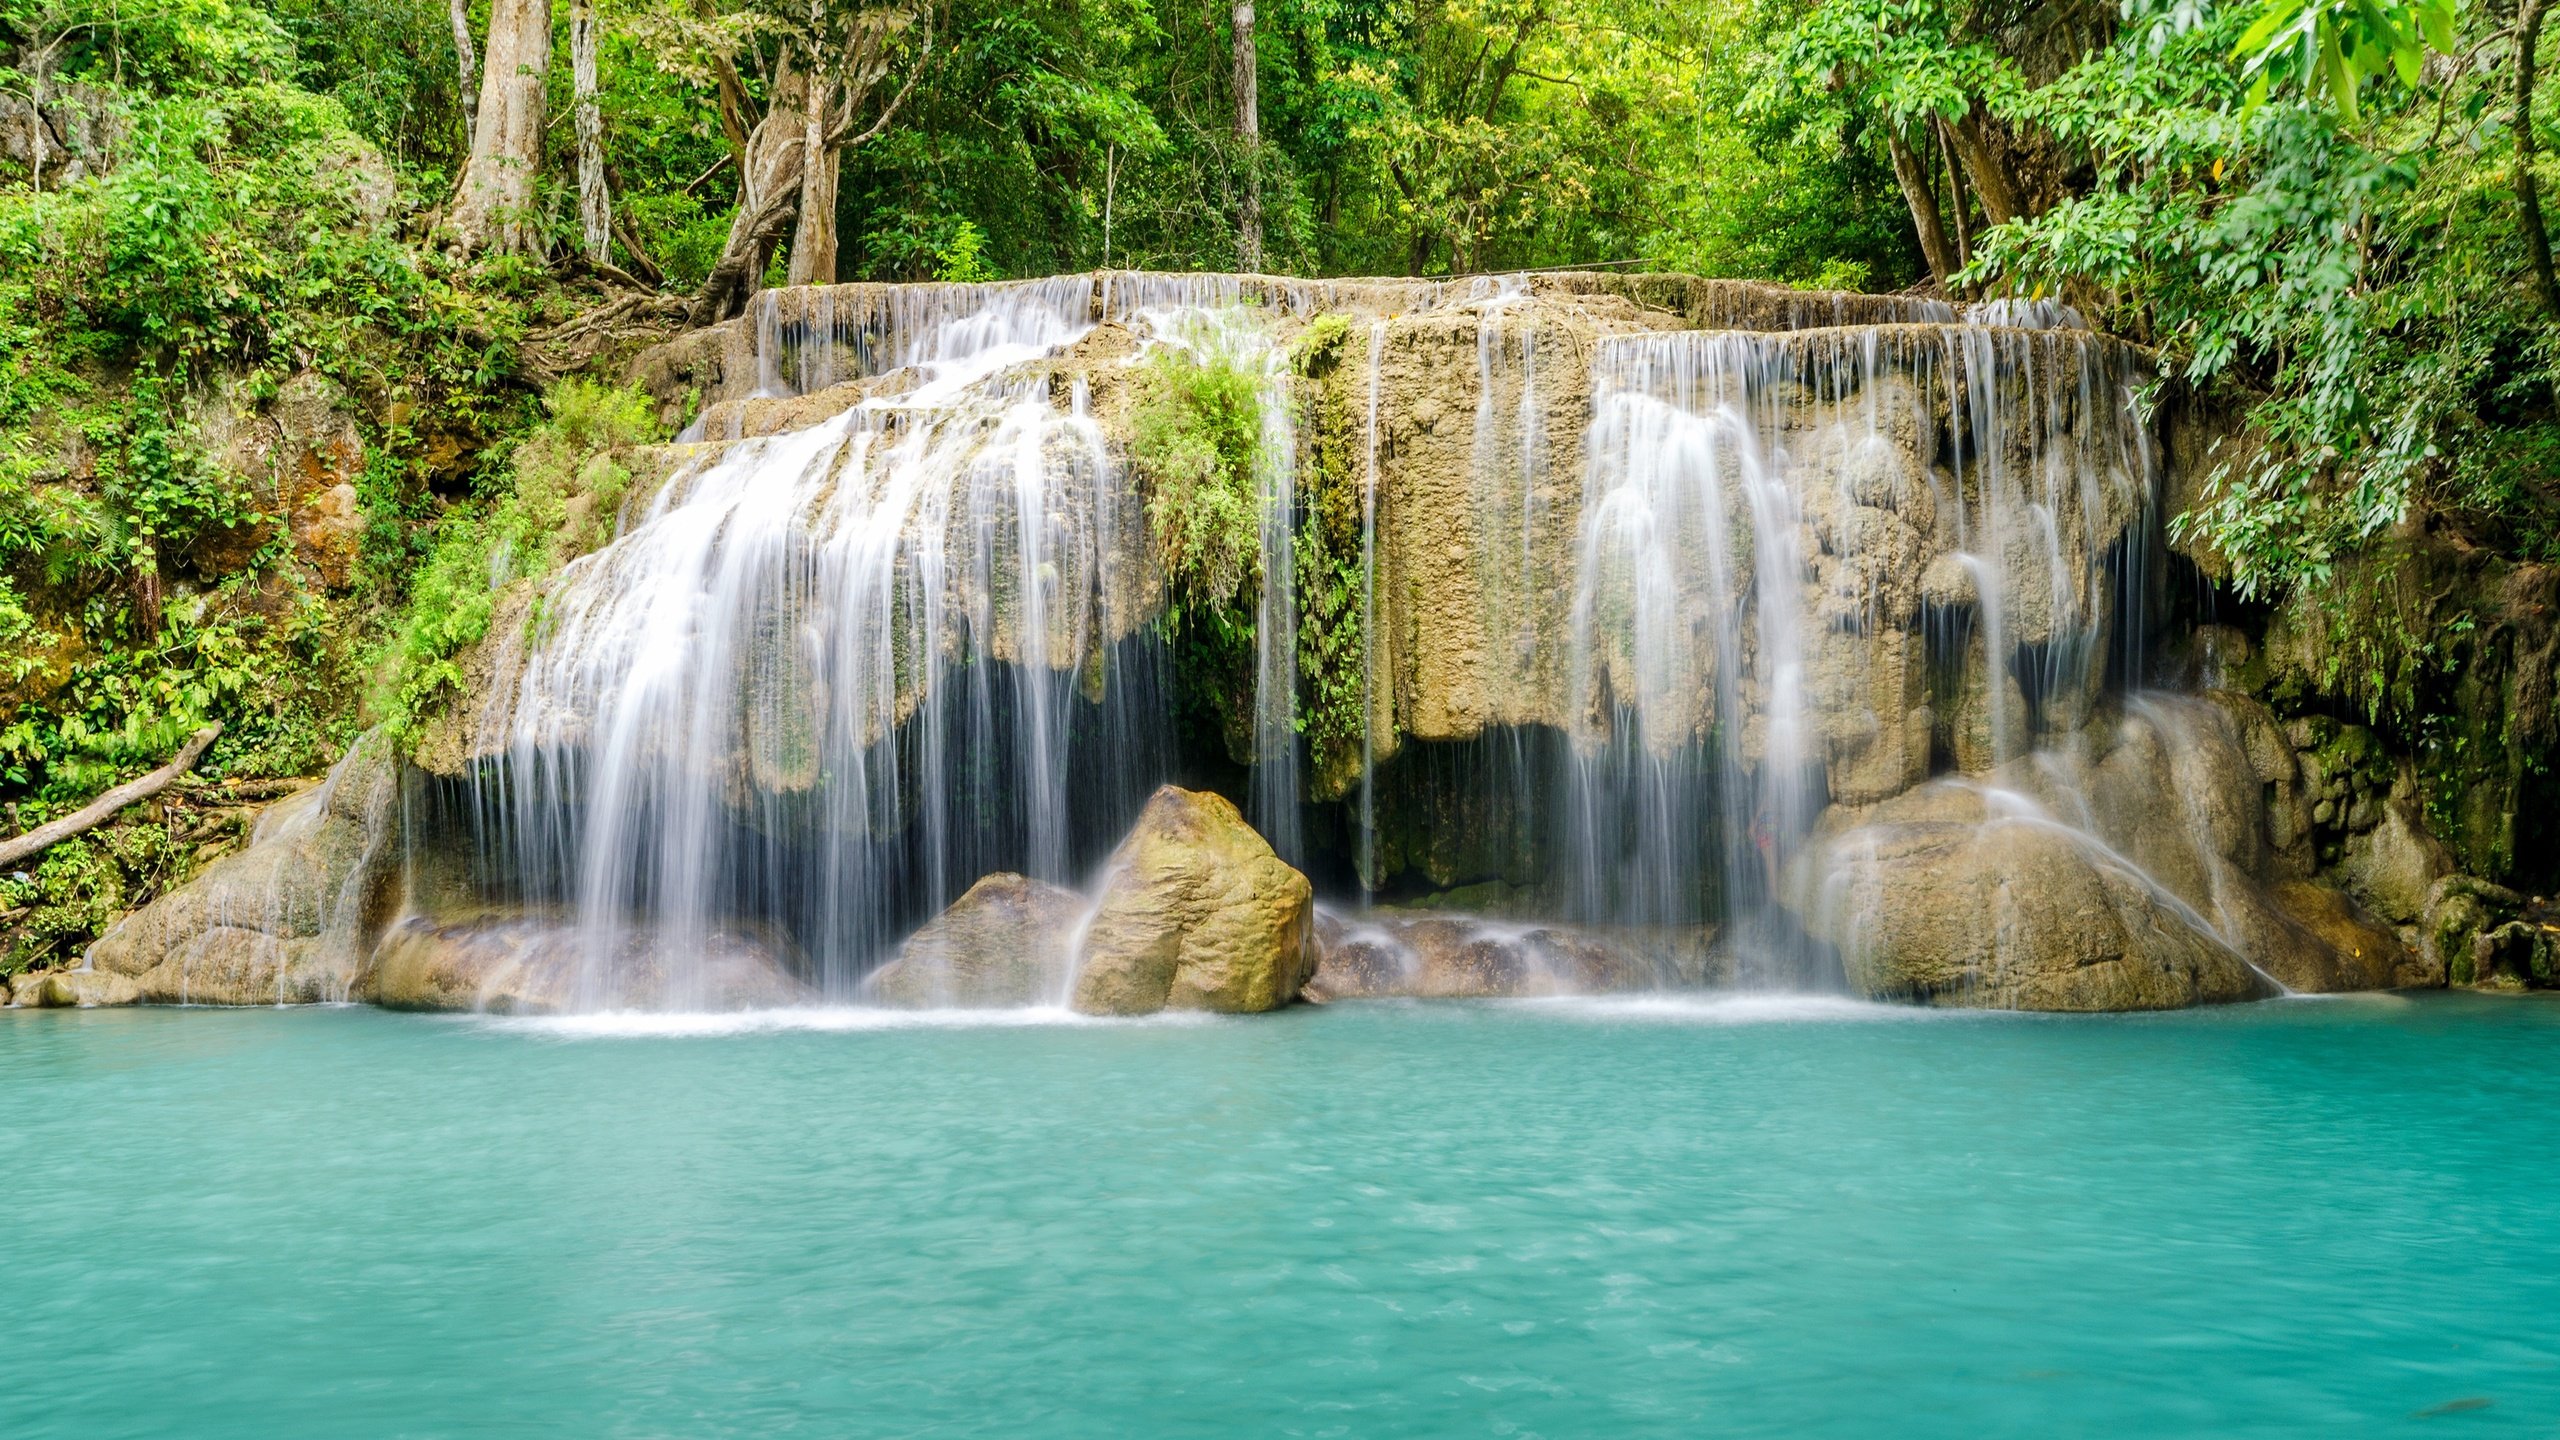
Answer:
1565, 320, 2151, 957
327, 270, 2349, 1012
471, 281, 1166, 1006
1115, 288, 1308, 866
88, 269, 2418, 1016
1356, 318, 1388, 893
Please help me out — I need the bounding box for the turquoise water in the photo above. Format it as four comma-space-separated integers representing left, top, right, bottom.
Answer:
5, 993, 2557, 1438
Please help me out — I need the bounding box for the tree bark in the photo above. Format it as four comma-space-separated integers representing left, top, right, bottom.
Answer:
788, 93, 839, 285
693, 51, 810, 324
448, 0, 479, 154
1936, 117, 1973, 274
2519, 0, 2560, 320
1232, 0, 1262, 272
0, 725, 220, 868
1887, 127, 1959, 291
448, 0, 553, 256
1947, 109, 2023, 226
571, 0, 610, 266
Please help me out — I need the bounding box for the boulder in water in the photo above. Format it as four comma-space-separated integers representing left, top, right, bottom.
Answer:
1304, 910, 1714, 1000
367, 915, 808, 1012
1071, 787, 1318, 1015
8, 967, 142, 1007
1806, 790, 2275, 1011
867, 873, 1087, 1008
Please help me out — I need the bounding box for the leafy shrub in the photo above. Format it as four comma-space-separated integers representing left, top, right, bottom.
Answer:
1130, 345, 1262, 611
371, 380, 661, 746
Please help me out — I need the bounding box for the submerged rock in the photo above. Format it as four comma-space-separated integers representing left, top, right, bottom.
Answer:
867, 873, 1087, 1008
1071, 786, 1318, 1015
1305, 910, 1717, 1000
367, 915, 808, 1012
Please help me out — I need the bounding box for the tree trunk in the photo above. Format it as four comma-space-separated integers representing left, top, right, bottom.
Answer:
571, 0, 610, 266
26, 63, 42, 195
2519, 0, 2560, 320
0, 725, 220, 868
1947, 109, 2023, 226
1937, 117, 1973, 275
788, 84, 839, 286
1887, 127, 1958, 291
692, 53, 809, 324
1232, 0, 1262, 272
448, 0, 553, 256
448, 0, 479, 154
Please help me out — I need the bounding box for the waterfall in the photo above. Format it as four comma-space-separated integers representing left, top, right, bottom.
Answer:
1357, 318, 1387, 893
470, 281, 1167, 1006
1563, 322, 2151, 958
367, 271, 2338, 1011
1113, 289, 1307, 865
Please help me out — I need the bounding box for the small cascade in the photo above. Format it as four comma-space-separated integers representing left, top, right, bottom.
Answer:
1114, 290, 1308, 865
467, 282, 1166, 1006
1565, 322, 2152, 967
1356, 318, 1388, 892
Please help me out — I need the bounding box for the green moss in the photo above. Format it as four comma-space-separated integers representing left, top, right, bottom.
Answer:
370, 380, 661, 749
1289, 319, 1371, 800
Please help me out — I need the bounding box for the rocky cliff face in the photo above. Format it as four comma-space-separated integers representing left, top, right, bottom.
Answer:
33, 270, 2513, 1015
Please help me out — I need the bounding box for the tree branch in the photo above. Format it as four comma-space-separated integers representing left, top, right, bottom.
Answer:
824, 19, 933, 147
0, 725, 221, 869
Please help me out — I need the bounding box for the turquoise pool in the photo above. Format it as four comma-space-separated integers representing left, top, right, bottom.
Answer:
5, 992, 2555, 1437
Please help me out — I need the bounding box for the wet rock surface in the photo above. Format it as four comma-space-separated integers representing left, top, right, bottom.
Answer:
866, 873, 1087, 1008
1305, 910, 1720, 1000
367, 915, 809, 1012
1807, 800, 2275, 1011
1072, 786, 1319, 1016
80, 738, 400, 1006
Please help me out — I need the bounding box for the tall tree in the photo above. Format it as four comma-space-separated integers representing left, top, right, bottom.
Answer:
572, 0, 611, 265
1232, 0, 1259, 271
447, 0, 480, 153
679, 1, 927, 319
448, 0, 553, 255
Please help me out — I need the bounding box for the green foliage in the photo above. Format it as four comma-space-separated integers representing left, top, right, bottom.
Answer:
933, 219, 998, 283
1131, 343, 1263, 612
1288, 315, 1369, 792
371, 379, 660, 747
1, 823, 185, 974
2234, 0, 2457, 122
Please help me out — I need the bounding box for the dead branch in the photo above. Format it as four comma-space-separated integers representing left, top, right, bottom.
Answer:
0, 724, 222, 869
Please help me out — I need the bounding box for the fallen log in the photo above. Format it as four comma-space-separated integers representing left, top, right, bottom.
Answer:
0, 723, 222, 869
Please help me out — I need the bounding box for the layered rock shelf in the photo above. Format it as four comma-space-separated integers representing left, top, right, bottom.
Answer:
13, 270, 2481, 1015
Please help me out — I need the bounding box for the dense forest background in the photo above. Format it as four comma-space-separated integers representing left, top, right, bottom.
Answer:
3, 0, 2555, 967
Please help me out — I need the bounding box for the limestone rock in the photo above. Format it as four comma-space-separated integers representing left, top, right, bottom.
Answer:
867, 873, 1086, 1008
2420, 876, 2554, 988
8, 968, 141, 1008
2337, 794, 2452, 924
85, 738, 399, 1005
1804, 789, 2274, 1011
2268, 879, 2427, 990
1305, 909, 1716, 1000
368, 915, 808, 1012
1071, 786, 1317, 1015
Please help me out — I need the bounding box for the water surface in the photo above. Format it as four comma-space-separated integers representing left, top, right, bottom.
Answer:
6, 993, 2555, 1437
